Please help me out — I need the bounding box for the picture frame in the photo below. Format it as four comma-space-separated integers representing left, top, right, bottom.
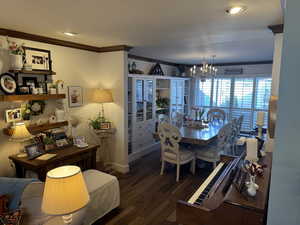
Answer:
0, 73, 17, 94
17, 85, 30, 95
68, 86, 83, 107
55, 138, 69, 147
23, 46, 52, 72
25, 143, 44, 160
5, 108, 22, 123
22, 77, 38, 93
100, 122, 111, 130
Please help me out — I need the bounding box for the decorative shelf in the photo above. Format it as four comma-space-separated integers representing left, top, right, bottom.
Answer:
0, 94, 66, 102
9, 70, 56, 75
3, 121, 69, 136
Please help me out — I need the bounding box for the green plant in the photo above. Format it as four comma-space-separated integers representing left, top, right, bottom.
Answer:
43, 137, 55, 145
7, 39, 24, 55
89, 114, 106, 130
156, 97, 169, 109
198, 108, 206, 120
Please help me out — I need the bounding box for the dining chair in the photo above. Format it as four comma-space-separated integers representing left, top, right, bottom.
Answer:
207, 108, 226, 122
196, 122, 233, 168
231, 115, 244, 155
158, 122, 195, 182
171, 112, 184, 127
158, 114, 170, 123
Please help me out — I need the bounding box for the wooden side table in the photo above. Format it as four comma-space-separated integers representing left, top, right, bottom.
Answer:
9, 144, 99, 181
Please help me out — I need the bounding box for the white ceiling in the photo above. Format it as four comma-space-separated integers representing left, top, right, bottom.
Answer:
0, 0, 282, 64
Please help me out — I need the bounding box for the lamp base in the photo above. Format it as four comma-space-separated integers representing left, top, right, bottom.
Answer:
62, 214, 72, 225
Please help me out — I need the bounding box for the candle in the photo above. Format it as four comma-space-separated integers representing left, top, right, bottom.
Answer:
245, 138, 258, 162
256, 111, 265, 126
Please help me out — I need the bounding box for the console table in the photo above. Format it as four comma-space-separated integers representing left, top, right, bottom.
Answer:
9, 144, 99, 181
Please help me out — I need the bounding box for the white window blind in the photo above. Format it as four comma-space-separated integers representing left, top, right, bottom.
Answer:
212, 78, 231, 108
194, 75, 272, 131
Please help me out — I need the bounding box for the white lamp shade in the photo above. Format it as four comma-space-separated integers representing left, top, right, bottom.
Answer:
92, 89, 113, 103
9, 122, 32, 142
42, 166, 90, 216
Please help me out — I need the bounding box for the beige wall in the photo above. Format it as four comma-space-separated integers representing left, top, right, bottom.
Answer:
0, 36, 128, 176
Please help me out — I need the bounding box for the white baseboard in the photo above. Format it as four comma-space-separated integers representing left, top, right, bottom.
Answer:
129, 142, 160, 163
111, 162, 130, 174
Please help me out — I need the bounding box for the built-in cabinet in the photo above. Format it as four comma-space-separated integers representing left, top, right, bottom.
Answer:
128, 74, 190, 161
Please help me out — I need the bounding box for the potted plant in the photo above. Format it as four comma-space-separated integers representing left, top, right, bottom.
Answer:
89, 114, 106, 130
43, 136, 56, 151
7, 39, 24, 70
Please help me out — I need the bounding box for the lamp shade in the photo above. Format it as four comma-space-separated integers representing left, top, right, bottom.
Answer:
92, 89, 113, 103
42, 166, 90, 216
9, 122, 32, 142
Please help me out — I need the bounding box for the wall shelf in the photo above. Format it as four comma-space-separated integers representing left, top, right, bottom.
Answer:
0, 94, 65, 102
9, 70, 56, 75
3, 121, 69, 136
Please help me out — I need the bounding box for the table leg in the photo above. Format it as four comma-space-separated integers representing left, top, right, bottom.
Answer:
14, 163, 24, 178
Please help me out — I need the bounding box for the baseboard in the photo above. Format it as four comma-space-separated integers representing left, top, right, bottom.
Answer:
129, 142, 160, 163
111, 162, 130, 174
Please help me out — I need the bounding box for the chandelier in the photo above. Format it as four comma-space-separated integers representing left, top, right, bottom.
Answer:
190, 55, 218, 82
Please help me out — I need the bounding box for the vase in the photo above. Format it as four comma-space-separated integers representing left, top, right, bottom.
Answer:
9, 54, 23, 70
246, 175, 259, 197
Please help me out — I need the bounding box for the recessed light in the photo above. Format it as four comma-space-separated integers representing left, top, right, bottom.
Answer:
63, 32, 78, 37
226, 6, 246, 15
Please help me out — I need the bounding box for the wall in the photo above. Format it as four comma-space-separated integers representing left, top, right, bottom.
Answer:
267, 0, 300, 224
271, 33, 283, 96
0, 36, 128, 176
128, 58, 179, 76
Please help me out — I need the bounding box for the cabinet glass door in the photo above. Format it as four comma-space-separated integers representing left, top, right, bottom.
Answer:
176, 80, 184, 113
144, 79, 154, 120
136, 79, 144, 122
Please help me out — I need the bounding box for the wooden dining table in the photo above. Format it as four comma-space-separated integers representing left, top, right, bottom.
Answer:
154, 122, 226, 146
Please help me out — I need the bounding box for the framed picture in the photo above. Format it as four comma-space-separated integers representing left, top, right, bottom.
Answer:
23, 46, 52, 71
17, 85, 30, 95
0, 73, 17, 94
5, 108, 22, 123
100, 122, 111, 130
68, 86, 83, 107
55, 138, 69, 147
25, 144, 44, 160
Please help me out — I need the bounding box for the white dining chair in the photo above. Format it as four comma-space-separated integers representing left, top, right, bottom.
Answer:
171, 112, 184, 127
158, 122, 195, 182
196, 122, 233, 168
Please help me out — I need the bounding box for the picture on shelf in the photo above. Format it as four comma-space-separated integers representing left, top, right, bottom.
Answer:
22, 77, 38, 93
0, 73, 17, 94
5, 108, 22, 123
25, 143, 44, 160
23, 46, 52, 71
68, 86, 83, 107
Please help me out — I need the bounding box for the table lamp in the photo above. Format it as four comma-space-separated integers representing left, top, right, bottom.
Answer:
42, 166, 90, 225
9, 122, 33, 157
92, 89, 113, 119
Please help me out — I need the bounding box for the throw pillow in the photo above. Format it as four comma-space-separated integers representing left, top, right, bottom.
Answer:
0, 209, 22, 225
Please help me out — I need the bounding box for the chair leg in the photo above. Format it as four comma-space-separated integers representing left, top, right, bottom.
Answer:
160, 160, 165, 175
176, 164, 180, 182
190, 159, 196, 174
213, 162, 217, 169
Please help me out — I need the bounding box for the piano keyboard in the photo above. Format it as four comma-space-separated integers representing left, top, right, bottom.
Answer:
188, 162, 226, 205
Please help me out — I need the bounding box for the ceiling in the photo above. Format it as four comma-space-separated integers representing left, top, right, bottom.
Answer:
0, 0, 282, 64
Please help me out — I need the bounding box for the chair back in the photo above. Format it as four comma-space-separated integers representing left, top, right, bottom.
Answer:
158, 114, 170, 124
171, 112, 184, 127
158, 122, 182, 161
237, 115, 243, 134
217, 123, 234, 153
207, 108, 226, 122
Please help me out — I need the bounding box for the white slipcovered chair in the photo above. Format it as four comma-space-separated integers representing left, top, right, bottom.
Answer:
171, 112, 184, 127
207, 108, 226, 122
196, 122, 233, 168
158, 122, 195, 182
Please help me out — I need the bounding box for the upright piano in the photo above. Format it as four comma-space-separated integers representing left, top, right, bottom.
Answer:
177, 153, 272, 225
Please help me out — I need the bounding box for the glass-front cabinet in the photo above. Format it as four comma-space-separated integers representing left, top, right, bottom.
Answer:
171, 79, 185, 115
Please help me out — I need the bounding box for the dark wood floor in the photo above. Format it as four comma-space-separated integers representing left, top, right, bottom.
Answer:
94, 150, 214, 225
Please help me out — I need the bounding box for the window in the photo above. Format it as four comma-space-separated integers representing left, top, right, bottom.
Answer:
194, 75, 271, 131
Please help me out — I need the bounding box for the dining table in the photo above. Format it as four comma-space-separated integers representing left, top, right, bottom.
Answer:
154, 121, 226, 146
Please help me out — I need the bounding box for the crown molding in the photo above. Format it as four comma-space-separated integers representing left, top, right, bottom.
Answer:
185, 60, 273, 67
268, 24, 284, 34
0, 28, 133, 53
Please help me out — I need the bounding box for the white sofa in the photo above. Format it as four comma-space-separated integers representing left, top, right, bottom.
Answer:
20, 170, 120, 225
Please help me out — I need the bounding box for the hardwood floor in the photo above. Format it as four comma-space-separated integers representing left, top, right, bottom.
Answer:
94, 149, 215, 225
